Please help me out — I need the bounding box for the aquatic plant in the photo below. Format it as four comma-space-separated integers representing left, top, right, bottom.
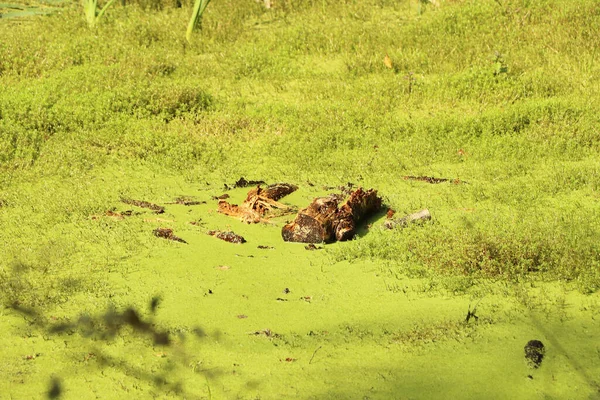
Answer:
186, 0, 211, 42
83, 0, 118, 27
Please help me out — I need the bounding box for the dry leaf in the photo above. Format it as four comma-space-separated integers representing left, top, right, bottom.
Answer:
384, 54, 393, 69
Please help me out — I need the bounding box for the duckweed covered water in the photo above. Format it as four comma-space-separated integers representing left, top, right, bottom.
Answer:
1, 173, 598, 398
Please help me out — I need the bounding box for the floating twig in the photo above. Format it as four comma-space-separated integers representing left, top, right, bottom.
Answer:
121, 198, 165, 213
403, 176, 466, 184
153, 228, 187, 244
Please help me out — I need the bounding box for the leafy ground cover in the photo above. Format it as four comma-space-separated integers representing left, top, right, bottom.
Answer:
1, 0, 599, 398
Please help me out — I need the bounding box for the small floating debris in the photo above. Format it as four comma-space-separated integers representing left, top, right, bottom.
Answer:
207, 230, 246, 244
167, 197, 206, 206
304, 243, 322, 251
91, 209, 134, 220
403, 176, 466, 184
524, 340, 545, 369
212, 194, 230, 200
250, 329, 279, 338
153, 227, 187, 244
233, 177, 266, 188
121, 198, 165, 214
257, 245, 274, 249
218, 183, 298, 224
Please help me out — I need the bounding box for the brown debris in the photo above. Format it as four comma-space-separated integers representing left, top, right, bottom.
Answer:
305, 243, 322, 251
91, 209, 133, 220
121, 198, 165, 213
234, 177, 266, 188
250, 329, 280, 338
207, 230, 246, 244
282, 188, 382, 243
167, 197, 206, 206
218, 183, 298, 223
105, 210, 125, 220
91, 209, 137, 220
403, 176, 465, 184
153, 227, 187, 244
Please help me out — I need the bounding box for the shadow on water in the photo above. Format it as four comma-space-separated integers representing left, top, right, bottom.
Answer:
7, 297, 217, 399
354, 207, 389, 239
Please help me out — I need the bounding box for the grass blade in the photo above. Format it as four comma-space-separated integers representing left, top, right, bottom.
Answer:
96, 0, 117, 20
186, 0, 211, 43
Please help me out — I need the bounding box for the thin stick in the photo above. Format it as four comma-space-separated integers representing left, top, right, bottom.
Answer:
205, 376, 212, 400
309, 346, 322, 365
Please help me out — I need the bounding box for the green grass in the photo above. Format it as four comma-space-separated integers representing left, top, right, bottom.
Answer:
1, 0, 600, 398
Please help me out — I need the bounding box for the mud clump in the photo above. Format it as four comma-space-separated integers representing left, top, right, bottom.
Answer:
524, 340, 545, 368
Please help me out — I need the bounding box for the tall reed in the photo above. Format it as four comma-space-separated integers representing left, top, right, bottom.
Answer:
186, 0, 211, 42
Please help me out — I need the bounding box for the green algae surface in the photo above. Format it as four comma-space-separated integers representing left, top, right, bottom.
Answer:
1, 173, 599, 399
1, 0, 600, 398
